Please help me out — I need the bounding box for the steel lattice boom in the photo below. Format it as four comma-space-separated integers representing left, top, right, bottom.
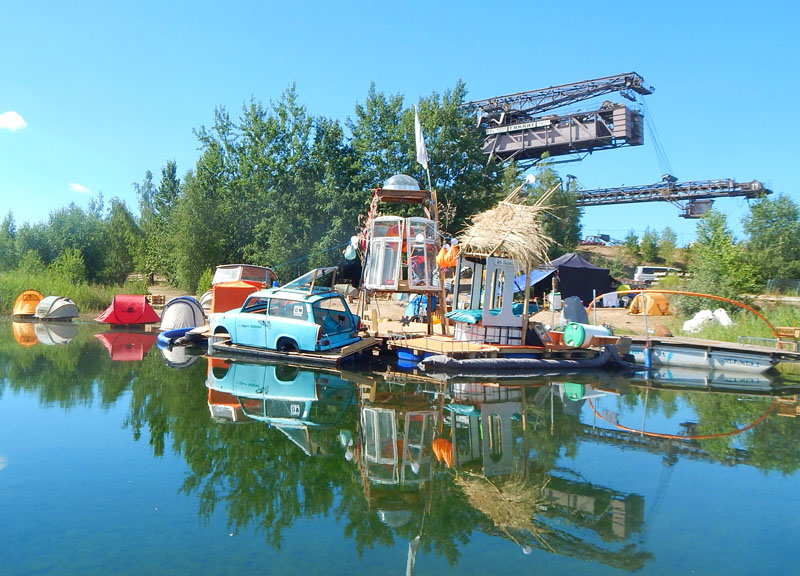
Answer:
464, 73, 654, 163
577, 177, 771, 218
465, 72, 654, 127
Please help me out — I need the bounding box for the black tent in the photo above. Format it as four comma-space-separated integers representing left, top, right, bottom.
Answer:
547, 252, 611, 306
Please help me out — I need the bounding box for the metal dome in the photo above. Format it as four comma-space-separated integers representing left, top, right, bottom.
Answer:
382, 174, 421, 191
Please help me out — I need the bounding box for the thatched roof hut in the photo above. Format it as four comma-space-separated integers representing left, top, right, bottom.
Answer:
457, 183, 558, 272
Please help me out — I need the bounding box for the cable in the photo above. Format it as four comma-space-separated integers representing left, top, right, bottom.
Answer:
642, 99, 673, 176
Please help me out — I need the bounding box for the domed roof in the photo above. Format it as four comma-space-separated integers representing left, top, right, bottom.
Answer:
382, 174, 420, 191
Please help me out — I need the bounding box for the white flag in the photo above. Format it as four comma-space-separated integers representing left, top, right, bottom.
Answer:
414, 105, 428, 170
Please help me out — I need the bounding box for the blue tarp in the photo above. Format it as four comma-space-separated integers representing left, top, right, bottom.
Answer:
513, 268, 555, 292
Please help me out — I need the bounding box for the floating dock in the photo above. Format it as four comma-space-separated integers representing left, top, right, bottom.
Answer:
628, 335, 800, 373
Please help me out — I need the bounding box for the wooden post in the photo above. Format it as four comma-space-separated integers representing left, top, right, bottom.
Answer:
521, 269, 531, 345
439, 268, 448, 336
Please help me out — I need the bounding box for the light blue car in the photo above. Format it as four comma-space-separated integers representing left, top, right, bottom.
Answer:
209, 267, 361, 353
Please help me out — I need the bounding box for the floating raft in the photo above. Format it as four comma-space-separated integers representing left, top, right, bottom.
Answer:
208, 335, 380, 366
628, 336, 800, 373
419, 345, 632, 377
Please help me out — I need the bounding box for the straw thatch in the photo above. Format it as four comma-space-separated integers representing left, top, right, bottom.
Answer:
458, 183, 558, 271
455, 472, 553, 551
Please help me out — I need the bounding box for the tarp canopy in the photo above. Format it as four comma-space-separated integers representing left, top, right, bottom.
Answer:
211, 281, 261, 314
95, 332, 157, 361
95, 295, 161, 324
512, 268, 555, 291
628, 292, 671, 316
13, 290, 43, 316
160, 296, 205, 330
545, 252, 611, 306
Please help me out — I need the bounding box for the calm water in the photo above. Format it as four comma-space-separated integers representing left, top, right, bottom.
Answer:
2, 320, 800, 575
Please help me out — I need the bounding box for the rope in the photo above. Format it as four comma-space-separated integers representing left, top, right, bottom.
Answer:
586, 397, 777, 440
271, 240, 351, 270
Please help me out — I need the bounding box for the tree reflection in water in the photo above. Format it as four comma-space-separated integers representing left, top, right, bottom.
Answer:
2, 320, 800, 572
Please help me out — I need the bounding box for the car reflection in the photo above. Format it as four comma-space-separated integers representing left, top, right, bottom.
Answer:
205, 359, 357, 455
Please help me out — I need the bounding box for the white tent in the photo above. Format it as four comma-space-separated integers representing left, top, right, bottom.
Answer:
35, 296, 79, 320
159, 296, 205, 331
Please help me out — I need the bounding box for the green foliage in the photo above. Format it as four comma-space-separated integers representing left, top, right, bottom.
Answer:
17, 249, 45, 275
640, 227, 659, 262
0, 268, 117, 314
743, 193, 800, 281
680, 210, 760, 314
101, 198, 142, 285
609, 251, 626, 279
49, 247, 87, 285
658, 226, 677, 265
196, 267, 213, 295
528, 161, 582, 260
623, 229, 640, 261
0, 212, 18, 269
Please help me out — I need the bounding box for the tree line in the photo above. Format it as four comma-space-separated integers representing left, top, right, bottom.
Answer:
1, 79, 798, 303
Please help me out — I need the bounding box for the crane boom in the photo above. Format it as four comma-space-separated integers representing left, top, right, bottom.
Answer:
577, 178, 771, 218
465, 72, 654, 126
464, 73, 654, 163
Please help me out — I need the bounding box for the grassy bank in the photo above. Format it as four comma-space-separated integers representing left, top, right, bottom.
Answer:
665, 301, 800, 343
0, 271, 148, 315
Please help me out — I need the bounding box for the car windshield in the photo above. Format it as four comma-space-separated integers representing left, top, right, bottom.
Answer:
282, 267, 337, 292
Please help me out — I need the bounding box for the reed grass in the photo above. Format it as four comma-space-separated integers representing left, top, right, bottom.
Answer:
0, 271, 148, 315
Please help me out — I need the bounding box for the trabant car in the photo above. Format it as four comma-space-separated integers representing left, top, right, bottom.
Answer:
209, 267, 361, 353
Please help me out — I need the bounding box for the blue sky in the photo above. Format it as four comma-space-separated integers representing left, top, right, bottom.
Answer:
1, 1, 796, 246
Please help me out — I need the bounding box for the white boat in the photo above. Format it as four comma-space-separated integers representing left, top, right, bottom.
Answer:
629, 338, 778, 374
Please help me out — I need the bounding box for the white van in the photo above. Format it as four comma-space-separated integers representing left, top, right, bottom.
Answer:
633, 266, 680, 284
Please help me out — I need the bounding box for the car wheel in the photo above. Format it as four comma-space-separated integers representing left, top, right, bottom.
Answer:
277, 339, 298, 353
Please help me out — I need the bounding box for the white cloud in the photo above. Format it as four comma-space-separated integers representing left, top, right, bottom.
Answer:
69, 182, 90, 194
0, 111, 27, 131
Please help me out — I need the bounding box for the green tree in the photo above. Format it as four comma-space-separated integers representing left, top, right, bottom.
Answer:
101, 198, 142, 284
743, 193, 800, 282
623, 229, 640, 261
527, 161, 582, 260
49, 247, 87, 284
0, 212, 17, 269
640, 227, 659, 262
658, 226, 677, 265
682, 210, 760, 314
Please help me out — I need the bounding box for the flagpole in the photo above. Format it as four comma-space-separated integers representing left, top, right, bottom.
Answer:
414, 105, 432, 191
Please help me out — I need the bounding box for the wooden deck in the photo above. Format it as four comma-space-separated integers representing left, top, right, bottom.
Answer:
628, 335, 800, 364
208, 336, 380, 366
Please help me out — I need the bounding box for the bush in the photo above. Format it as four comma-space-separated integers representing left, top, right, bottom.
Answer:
196, 267, 213, 296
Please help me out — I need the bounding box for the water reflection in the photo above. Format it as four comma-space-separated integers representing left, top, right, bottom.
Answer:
12, 320, 77, 346
205, 358, 357, 455
2, 320, 800, 574
94, 331, 157, 361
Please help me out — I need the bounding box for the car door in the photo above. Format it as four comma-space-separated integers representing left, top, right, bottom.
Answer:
233, 297, 269, 347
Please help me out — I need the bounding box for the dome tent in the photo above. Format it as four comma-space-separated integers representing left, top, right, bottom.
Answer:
35, 296, 80, 320
95, 295, 161, 325
159, 296, 205, 331
628, 292, 670, 316
13, 290, 44, 317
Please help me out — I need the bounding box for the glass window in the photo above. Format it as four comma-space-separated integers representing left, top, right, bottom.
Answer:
313, 297, 353, 333
268, 298, 308, 320
242, 296, 269, 313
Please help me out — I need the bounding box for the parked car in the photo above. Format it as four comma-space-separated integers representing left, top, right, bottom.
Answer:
633, 266, 681, 284
578, 234, 610, 246
209, 267, 361, 353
